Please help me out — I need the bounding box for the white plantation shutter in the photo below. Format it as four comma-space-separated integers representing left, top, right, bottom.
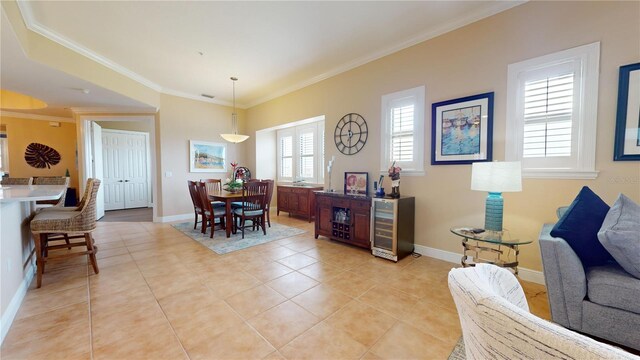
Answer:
523, 73, 574, 158
391, 103, 415, 162
381, 86, 425, 174
276, 119, 324, 183
279, 133, 293, 180
505, 42, 600, 179
298, 130, 314, 179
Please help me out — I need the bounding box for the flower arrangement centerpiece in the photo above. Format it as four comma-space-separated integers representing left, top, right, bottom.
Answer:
388, 161, 401, 198
224, 177, 244, 193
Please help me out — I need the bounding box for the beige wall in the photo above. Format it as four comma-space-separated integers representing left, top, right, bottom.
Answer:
0, 116, 79, 189
245, 1, 640, 272
157, 94, 247, 217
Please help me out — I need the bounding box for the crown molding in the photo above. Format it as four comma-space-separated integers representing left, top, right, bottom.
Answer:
16, 0, 524, 110
16, 0, 163, 93
0, 110, 74, 123
245, 1, 525, 108
69, 107, 158, 115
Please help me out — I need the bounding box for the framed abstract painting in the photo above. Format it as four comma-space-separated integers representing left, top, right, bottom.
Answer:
431, 92, 494, 165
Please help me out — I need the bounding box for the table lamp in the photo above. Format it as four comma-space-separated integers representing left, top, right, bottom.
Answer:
471, 161, 522, 232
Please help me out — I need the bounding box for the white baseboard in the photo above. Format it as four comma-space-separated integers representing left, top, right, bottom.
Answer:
1, 262, 35, 345
154, 213, 193, 223
413, 244, 545, 285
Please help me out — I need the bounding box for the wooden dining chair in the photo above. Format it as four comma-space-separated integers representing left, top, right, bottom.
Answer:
263, 179, 274, 227
232, 181, 268, 239
187, 180, 206, 231
200, 179, 225, 208
30, 179, 101, 288
195, 181, 226, 238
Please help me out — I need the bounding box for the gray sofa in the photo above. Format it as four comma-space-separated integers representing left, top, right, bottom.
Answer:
539, 217, 640, 351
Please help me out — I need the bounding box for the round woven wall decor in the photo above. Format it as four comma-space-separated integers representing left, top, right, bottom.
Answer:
24, 143, 61, 169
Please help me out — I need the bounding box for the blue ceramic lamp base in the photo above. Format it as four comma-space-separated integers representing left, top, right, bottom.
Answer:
484, 192, 503, 232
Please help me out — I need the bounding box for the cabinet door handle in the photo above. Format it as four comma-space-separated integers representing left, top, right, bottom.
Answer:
117, 180, 124, 182
124, 180, 130, 182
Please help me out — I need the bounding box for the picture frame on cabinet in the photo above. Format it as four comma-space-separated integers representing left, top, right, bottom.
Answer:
344, 172, 368, 195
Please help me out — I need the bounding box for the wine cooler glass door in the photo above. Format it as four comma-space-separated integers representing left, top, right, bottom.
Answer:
373, 200, 396, 252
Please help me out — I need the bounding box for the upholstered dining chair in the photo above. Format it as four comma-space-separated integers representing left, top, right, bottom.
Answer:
1, 177, 32, 185
233, 181, 268, 239
33, 176, 70, 207
200, 179, 225, 208
30, 178, 101, 288
187, 180, 206, 231
195, 181, 227, 238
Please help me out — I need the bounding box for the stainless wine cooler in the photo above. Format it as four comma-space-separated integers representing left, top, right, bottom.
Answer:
371, 197, 415, 262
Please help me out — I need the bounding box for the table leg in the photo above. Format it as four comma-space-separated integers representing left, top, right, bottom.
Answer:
225, 199, 232, 238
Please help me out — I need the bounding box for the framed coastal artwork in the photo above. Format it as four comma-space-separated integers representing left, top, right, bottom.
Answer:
614, 62, 640, 161
431, 92, 494, 165
189, 140, 226, 172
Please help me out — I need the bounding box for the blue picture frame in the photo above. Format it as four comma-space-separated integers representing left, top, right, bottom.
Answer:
614, 62, 640, 161
431, 92, 494, 165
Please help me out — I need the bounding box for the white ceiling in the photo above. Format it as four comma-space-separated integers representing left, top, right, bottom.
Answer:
5, 1, 523, 113
0, 9, 154, 118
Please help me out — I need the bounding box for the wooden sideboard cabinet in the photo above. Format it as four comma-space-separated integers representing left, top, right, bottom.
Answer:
277, 185, 323, 222
315, 192, 371, 249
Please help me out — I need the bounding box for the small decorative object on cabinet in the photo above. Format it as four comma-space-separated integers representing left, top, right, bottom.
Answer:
371, 197, 415, 262
315, 191, 371, 249
277, 185, 323, 222
344, 172, 368, 195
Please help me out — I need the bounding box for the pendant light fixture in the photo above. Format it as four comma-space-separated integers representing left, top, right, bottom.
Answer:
220, 77, 249, 143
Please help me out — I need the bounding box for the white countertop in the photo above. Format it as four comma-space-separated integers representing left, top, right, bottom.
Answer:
0, 185, 67, 203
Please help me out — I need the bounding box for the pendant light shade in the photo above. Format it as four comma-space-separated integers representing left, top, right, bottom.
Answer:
220, 77, 249, 143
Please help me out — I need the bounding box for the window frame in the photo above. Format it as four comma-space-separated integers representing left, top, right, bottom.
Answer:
380, 85, 425, 176
276, 120, 324, 184
505, 42, 600, 179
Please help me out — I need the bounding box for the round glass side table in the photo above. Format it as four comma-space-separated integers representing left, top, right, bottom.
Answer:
450, 227, 532, 275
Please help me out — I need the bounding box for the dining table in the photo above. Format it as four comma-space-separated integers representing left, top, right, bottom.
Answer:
207, 190, 243, 238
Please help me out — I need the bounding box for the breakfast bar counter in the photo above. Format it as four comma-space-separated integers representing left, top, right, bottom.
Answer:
0, 185, 66, 342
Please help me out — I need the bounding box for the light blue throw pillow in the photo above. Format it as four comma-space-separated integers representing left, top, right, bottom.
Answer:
597, 194, 640, 279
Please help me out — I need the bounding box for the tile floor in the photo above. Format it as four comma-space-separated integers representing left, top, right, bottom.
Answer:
1, 215, 550, 360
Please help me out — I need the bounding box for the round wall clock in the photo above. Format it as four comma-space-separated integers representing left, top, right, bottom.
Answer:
334, 113, 368, 155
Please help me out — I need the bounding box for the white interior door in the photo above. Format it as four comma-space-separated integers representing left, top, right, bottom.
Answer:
91, 122, 105, 219
123, 133, 148, 208
102, 130, 149, 210
102, 131, 125, 211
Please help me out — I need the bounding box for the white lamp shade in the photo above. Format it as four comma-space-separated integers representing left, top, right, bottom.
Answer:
220, 133, 249, 143
471, 161, 522, 192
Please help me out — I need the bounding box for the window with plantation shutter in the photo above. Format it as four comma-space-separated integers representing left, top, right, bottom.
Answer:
506, 42, 600, 179
276, 119, 324, 184
278, 131, 294, 181
381, 86, 425, 175
298, 130, 314, 179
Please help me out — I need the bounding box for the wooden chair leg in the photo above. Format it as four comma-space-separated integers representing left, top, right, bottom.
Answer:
262, 214, 267, 235
209, 216, 215, 238
201, 213, 208, 234
64, 234, 71, 250
194, 211, 199, 229
267, 210, 271, 228
241, 218, 245, 239
85, 233, 99, 275
34, 234, 45, 288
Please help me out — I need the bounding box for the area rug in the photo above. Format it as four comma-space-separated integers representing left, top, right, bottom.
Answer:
172, 221, 306, 255
448, 337, 465, 360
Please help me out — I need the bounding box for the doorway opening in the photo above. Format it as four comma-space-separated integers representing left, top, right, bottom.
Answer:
78, 114, 157, 222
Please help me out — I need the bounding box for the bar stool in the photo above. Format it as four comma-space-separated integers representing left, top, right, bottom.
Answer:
30, 179, 101, 288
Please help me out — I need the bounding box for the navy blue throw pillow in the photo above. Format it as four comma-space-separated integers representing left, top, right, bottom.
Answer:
550, 186, 614, 267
